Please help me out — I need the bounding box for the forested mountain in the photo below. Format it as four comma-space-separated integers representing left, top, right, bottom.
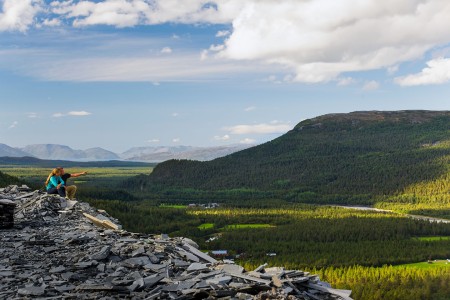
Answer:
130, 110, 450, 204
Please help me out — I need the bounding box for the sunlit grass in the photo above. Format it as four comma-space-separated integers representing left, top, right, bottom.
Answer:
0, 166, 151, 188
159, 204, 187, 209
198, 223, 214, 230
414, 236, 450, 242
222, 223, 275, 230
394, 260, 450, 269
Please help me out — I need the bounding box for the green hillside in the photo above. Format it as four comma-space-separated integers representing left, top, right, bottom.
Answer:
0, 171, 22, 187
130, 110, 449, 206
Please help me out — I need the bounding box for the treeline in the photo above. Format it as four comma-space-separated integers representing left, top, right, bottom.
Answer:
126, 111, 450, 205
0, 171, 21, 187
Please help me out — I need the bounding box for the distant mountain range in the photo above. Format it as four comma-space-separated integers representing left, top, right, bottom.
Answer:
0, 143, 255, 162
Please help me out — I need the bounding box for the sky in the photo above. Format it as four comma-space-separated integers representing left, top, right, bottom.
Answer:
0, 0, 449, 153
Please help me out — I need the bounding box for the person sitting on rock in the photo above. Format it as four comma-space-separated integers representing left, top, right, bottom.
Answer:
57, 167, 87, 200
45, 168, 66, 197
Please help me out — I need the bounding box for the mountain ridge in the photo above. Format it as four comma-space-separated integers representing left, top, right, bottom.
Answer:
131, 110, 450, 204
0, 143, 255, 162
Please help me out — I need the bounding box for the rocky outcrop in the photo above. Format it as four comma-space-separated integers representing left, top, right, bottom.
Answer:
0, 185, 352, 299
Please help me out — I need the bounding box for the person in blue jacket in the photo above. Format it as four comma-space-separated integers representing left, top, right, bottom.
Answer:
45, 168, 66, 197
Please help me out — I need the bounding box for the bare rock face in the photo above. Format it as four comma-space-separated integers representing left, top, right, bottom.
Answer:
0, 185, 352, 299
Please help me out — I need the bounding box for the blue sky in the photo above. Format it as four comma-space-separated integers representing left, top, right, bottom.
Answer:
0, 0, 449, 153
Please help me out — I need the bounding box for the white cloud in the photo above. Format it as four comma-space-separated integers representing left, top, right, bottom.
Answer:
225, 122, 291, 135
171, 112, 179, 117
216, 30, 230, 37
161, 47, 172, 54
68, 111, 92, 116
362, 80, 380, 91
395, 57, 450, 86
5, 1, 450, 84
240, 138, 256, 144
50, 0, 238, 27
53, 111, 92, 117
42, 18, 61, 27
8, 121, 18, 129
244, 106, 256, 112
147, 139, 160, 143
217, 0, 450, 83
0, 0, 42, 32
214, 134, 230, 141
172, 138, 180, 143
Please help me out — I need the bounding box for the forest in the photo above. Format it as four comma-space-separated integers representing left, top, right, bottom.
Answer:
127, 111, 449, 209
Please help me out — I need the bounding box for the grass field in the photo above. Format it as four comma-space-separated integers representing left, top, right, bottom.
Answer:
415, 236, 450, 242
159, 204, 188, 209
395, 260, 450, 269
222, 223, 275, 230
198, 223, 214, 230
0, 166, 152, 189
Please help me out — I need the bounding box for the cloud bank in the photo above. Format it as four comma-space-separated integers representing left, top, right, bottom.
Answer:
3, 0, 450, 84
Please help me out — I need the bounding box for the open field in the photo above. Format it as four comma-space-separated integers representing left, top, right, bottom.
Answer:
415, 236, 450, 242
198, 223, 214, 230
0, 166, 152, 189
222, 223, 275, 229
395, 260, 450, 269
159, 204, 188, 209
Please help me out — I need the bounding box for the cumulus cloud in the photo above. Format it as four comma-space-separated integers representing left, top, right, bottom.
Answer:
244, 106, 256, 112
224, 122, 291, 135
395, 57, 450, 86
0, 0, 42, 32
5, 1, 450, 84
172, 138, 180, 143
50, 0, 237, 27
362, 80, 380, 91
53, 111, 92, 117
217, 0, 450, 83
214, 134, 230, 141
41, 18, 61, 27
8, 121, 18, 129
171, 112, 179, 117
240, 138, 256, 144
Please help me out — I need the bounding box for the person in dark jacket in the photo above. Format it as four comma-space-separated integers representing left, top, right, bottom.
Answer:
58, 167, 87, 200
